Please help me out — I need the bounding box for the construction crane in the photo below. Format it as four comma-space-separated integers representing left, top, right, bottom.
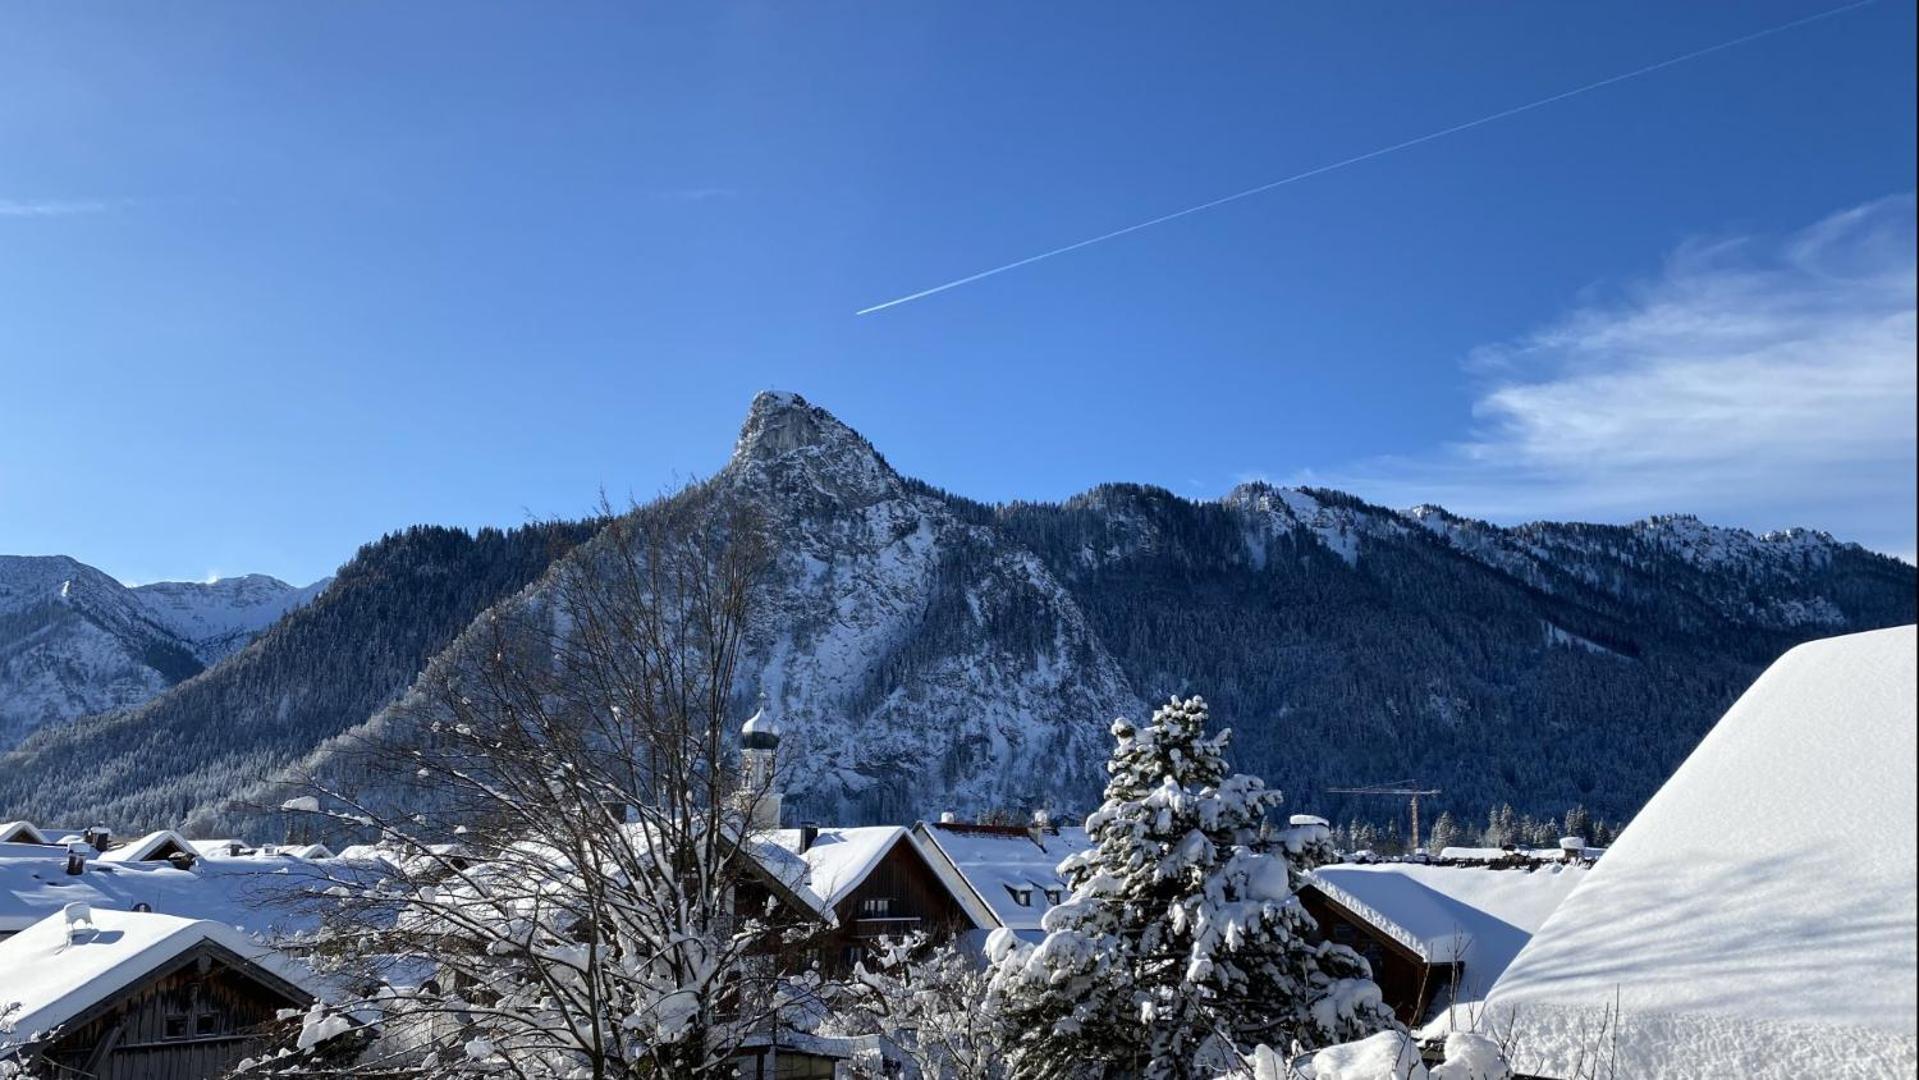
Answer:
1327, 781, 1442, 852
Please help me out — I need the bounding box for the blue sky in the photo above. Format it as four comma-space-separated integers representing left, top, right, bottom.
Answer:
2, 2, 1913, 585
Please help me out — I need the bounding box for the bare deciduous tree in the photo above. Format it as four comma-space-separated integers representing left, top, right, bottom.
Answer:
245, 485, 829, 1079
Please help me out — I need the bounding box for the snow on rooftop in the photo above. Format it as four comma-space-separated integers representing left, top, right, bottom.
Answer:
768, 827, 905, 908
1485, 625, 1919, 1078
96, 829, 196, 863
0, 906, 321, 1043
0, 822, 50, 845
0, 842, 345, 938
915, 823, 1090, 932
1310, 863, 1586, 997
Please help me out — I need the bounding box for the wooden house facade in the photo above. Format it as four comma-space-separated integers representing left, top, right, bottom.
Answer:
1298, 883, 1451, 1024
0, 908, 318, 1080
30, 939, 313, 1080
813, 831, 975, 972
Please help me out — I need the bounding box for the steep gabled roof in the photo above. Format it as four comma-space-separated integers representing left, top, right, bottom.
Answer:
97, 829, 198, 864
1486, 625, 1918, 1078
0, 907, 321, 1046
0, 822, 50, 846
769, 827, 913, 909
911, 822, 1090, 933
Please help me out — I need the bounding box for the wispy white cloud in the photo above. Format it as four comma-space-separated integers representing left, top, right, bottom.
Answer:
0, 197, 116, 218
1296, 196, 1917, 556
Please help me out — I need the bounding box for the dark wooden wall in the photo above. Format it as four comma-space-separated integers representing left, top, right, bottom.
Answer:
1298, 887, 1451, 1025
819, 839, 975, 973
36, 943, 309, 1080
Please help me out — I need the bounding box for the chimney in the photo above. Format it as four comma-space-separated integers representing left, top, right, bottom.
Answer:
227, 842, 244, 857
1559, 836, 1587, 863
798, 822, 820, 853
84, 825, 111, 853
65, 841, 87, 876
939, 811, 959, 824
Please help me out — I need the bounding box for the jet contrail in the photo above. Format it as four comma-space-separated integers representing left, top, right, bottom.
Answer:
857, 0, 1877, 316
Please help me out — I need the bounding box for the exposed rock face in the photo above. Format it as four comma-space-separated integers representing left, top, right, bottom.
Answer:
0, 556, 325, 748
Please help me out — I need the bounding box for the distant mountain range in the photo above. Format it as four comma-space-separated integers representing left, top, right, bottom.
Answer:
0, 557, 328, 748
3, 392, 1911, 834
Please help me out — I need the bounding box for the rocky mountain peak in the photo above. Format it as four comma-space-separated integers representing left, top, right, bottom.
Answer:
726, 391, 902, 505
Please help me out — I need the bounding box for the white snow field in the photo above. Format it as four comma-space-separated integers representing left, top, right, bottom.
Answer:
1484, 625, 1917, 1078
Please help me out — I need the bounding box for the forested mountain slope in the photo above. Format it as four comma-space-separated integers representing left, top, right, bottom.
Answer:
0, 522, 596, 827
6, 392, 1910, 833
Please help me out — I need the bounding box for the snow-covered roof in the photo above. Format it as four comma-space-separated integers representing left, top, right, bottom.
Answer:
1434, 845, 1599, 864
1307, 862, 1587, 1016
768, 827, 910, 909
1485, 625, 1919, 1078
912, 822, 1090, 932
189, 837, 256, 858
0, 841, 343, 938
0, 906, 322, 1045
97, 829, 197, 863
0, 822, 50, 846
279, 843, 335, 860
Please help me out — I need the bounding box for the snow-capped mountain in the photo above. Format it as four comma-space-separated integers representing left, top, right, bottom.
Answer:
129, 574, 332, 663
716, 391, 1141, 819
3, 392, 1911, 834
0, 555, 327, 748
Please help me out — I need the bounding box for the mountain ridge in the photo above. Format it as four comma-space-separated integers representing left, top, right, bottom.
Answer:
0, 555, 328, 748
4, 391, 1910, 833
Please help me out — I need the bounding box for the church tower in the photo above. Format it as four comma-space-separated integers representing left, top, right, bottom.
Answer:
739, 696, 782, 830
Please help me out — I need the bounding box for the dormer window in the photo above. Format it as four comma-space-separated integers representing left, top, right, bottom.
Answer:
1043, 887, 1063, 905
1005, 884, 1033, 907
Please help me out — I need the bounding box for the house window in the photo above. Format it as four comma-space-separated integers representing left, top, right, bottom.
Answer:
196, 1014, 220, 1036
860, 897, 892, 918
1005, 885, 1032, 907
843, 944, 866, 967
164, 1016, 189, 1039
1042, 888, 1063, 905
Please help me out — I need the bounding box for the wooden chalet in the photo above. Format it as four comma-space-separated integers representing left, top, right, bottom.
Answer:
1299, 861, 1590, 1027
0, 906, 320, 1080
772, 824, 977, 972
1298, 882, 1448, 1024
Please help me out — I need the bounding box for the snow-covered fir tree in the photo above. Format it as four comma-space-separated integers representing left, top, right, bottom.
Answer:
1562, 804, 1591, 843
1481, 804, 1518, 848
988, 696, 1394, 1080
1426, 811, 1461, 854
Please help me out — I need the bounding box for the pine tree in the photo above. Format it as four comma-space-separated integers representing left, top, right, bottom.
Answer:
989, 696, 1394, 1079
1563, 804, 1592, 842
1427, 811, 1461, 854
1483, 803, 1518, 847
